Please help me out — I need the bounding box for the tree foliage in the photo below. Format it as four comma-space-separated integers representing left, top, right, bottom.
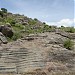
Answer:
1, 8, 7, 13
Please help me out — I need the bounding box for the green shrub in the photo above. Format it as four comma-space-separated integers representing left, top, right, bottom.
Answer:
69, 27, 75, 33
12, 32, 21, 41
5, 18, 16, 26
34, 18, 38, 21
43, 25, 50, 31
10, 20, 16, 25
15, 24, 24, 29
59, 27, 75, 33
28, 20, 37, 25
64, 39, 74, 50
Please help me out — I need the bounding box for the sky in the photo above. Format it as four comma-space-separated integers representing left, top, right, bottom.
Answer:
0, 0, 74, 27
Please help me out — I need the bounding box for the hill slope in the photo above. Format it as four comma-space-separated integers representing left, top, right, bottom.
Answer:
0, 8, 75, 75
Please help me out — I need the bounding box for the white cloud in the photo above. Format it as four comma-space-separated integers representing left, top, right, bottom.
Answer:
74, 19, 75, 23
57, 19, 74, 27
46, 19, 75, 27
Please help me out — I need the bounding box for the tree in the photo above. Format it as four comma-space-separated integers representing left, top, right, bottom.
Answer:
1, 8, 7, 13
43, 22, 46, 24
34, 18, 38, 21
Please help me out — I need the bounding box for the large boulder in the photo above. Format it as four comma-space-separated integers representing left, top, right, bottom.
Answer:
46, 33, 67, 44
0, 24, 13, 38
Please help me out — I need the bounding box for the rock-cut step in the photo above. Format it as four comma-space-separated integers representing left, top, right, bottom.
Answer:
0, 47, 45, 74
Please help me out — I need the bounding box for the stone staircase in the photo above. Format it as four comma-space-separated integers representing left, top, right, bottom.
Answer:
0, 47, 45, 74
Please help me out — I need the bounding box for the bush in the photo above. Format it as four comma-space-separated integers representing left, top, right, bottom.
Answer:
12, 32, 21, 41
5, 18, 16, 25
15, 24, 24, 29
69, 27, 75, 33
34, 18, 38, 21
60, 27, 75, 33
28, 20, 37, 25
64, 39, 74, 50
10, 20, 16, 25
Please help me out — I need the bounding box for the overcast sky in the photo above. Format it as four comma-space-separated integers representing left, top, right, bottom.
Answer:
0, 0, 74, 27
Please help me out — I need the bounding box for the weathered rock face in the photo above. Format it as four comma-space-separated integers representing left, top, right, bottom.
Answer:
0, 25, 13, 38
0, 32, 8, 44
47, 33, 67, 44
56, 30, 75, 39
0, 44, 46, 74
0, 32, 75, 75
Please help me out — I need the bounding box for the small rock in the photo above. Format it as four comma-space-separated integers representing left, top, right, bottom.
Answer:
24, 37, 34, 41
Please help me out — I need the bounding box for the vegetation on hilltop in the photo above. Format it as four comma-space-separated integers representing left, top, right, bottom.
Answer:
0, 8, 75, 41
0, 8, 75, 75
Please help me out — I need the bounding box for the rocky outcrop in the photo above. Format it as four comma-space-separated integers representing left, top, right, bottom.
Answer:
0, 32, 75, 75
0, 32, 8, 44
48, 33, 67, 44
56, 30, 75, 39
0, 25, 13, 38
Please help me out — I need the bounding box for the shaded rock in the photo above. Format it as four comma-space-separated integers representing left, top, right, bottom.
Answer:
56, 30, 75, 39
0, 32, 8, 44
0, 25, 13, 38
